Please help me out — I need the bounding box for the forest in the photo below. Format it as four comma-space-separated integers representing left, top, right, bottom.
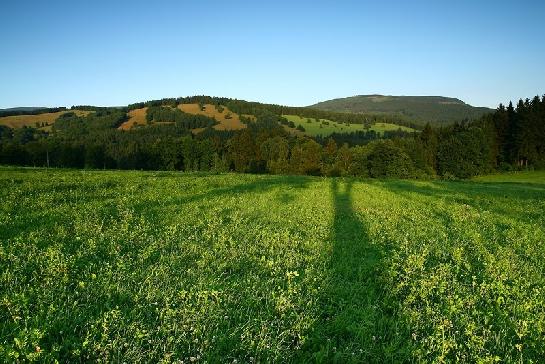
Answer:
0, 95, 544, 179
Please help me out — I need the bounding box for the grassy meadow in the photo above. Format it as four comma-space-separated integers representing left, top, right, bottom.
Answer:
1, 168, 544, 362
282, 114, 416, 137
0, 110, 92, 131
118, 108, 149, 130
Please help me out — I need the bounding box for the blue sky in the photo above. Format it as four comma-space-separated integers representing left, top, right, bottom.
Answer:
1, 0, 544, 108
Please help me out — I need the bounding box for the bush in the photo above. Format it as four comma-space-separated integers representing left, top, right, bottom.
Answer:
366, 140, 416, 178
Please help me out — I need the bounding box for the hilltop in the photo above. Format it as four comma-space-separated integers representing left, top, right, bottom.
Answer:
310, 95, 493, 123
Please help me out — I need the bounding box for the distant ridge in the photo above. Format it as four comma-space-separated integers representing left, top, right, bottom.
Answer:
0, 107, 45, 112
310, 95, 493, 123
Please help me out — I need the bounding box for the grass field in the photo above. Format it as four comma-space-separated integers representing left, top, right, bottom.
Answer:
0, 110, 92, 130
282, 115, 416, 137
1, 168, 544, 362
473, 170, 545, 183
119, 107, 148, 130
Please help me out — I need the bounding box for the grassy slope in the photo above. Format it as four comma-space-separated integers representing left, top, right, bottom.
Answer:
1, 168, 544, 362
283, 114, 415, 137
0, 110, 92, 130
179, 103, 247, 132
116, 104, 253, 132
118, 107, 148, 130
310, 95, 492, 123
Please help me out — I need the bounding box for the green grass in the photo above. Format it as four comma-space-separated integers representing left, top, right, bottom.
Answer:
282, 114, 415, 137
473, 170, 545, 184
1, 168, 545, 362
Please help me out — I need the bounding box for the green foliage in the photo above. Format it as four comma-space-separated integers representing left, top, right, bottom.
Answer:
0, 107, 67, 118
437, 124, 495, 178
126, 95, 423, 130
1, 94, 544, 180
54, 109, 128, 134
366, 140, 416, 178
282, 115, 416, 143
146, 106, 217, 129
1, 169, 544, 362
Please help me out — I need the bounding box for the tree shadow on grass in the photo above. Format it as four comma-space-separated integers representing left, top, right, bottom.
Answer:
1, 173, 318, 362
132, 174, 312, 220
375, 179, 545, 224
299, 179, 408, 363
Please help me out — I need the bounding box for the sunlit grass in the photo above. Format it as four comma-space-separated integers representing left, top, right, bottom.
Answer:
1, 167, 544, 362
282, 114, 415, 137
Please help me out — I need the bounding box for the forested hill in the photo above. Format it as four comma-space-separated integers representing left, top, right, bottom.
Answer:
310, 95, 492, 123
0, 94, 543, 179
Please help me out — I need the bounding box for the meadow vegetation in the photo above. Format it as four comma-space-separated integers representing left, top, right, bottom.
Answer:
118, 108, 148, 130
1, 168, 544, 362
0, 110, 92, 130
281, 115, 415, 137
178, 104, 247, 131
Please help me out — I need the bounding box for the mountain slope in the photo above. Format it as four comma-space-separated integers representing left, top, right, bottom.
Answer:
310, 95, 493, 123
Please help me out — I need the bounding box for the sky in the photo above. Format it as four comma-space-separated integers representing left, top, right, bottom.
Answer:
1, 0, 544, 109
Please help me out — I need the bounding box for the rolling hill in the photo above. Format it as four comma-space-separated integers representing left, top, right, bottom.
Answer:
0, 110, 92, 130
282, 114, 415, 137
0, 94, 491, 138
310, 95, 493, 123
118, 104, 252, 132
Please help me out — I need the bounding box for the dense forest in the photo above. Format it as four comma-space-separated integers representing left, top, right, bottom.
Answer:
0, 95, 544, 179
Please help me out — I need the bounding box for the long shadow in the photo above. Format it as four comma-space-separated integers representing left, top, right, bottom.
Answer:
132, 174, 311, 219
376, 179, 545, 224
300, 179, 406, 362
1, 175, 316, 362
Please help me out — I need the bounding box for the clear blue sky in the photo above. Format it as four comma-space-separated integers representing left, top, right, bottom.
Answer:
1, 0, 544, 109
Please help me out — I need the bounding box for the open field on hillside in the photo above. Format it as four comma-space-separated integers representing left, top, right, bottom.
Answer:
0, 110, 92, 129
178, 103, 246, 131
1, 168, 544, 362
282, 114, 415, 137
118, 104, 252, 132
118, 107, 148, 130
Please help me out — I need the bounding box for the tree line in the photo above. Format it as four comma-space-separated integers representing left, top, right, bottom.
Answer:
129, 96, 425, 130
146, 106, 218, 129
0, 95, 543, 179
